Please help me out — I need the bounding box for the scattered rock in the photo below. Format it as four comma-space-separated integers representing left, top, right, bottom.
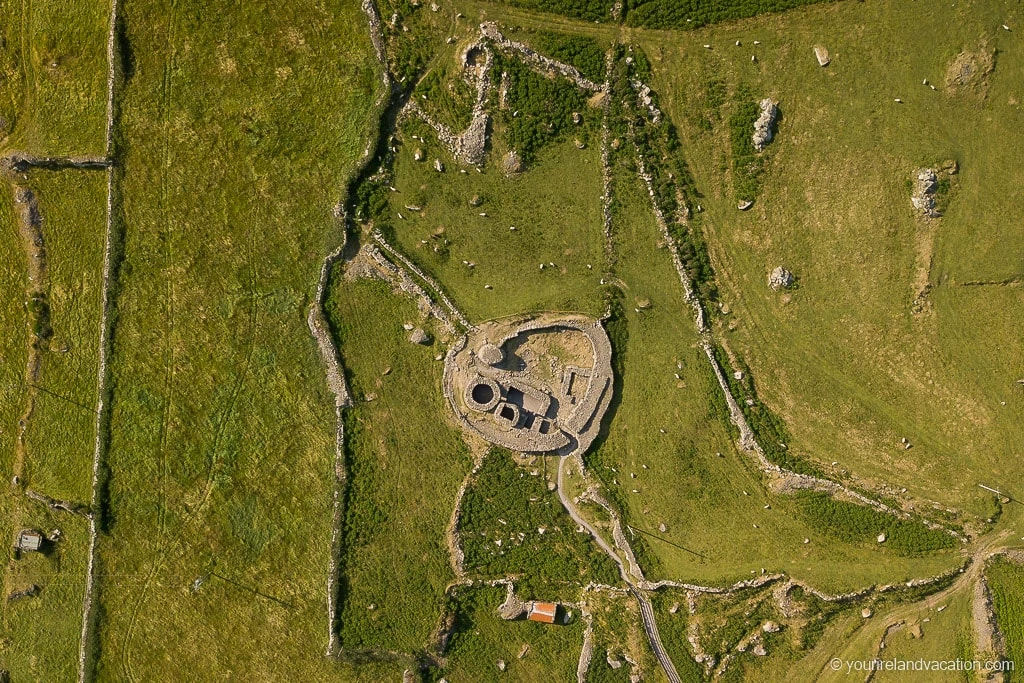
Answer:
753, 644, 767, 656
409, 328, 431, 344
862, 607, 873, 618
414, 148, 424, 161
814, 45, 830, 67
636, 298, 652, 310
469, 194, 483, 207
763, 620, 780, 633
434, 158, 445, 173
768, 266, 795, 290
659, 523, 667, 533
497, 659, 506, 672
877, 532, 887, 543
737, 199, 754, 211
752, 98, 779, 151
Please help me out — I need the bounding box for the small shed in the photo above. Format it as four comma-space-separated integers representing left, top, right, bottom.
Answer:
526, 601, 558, 624
15, 529, 44, 553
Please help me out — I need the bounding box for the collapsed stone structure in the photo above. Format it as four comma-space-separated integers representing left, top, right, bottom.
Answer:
444, 313, 614, 456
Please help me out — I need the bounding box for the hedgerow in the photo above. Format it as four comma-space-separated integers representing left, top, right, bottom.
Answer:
531, 31, 607, 82
624, 0, 833, 30
711, 345, 821, 476
728, 86, 765, 202
625, 47, 717, 302
795, 491, 957, 555
491, 0, 615, 22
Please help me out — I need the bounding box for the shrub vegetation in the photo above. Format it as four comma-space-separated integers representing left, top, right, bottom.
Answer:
459, 448, 620, 597
795, 492, 957, 555
624, 0, 833, 30
531, 31, 607, 82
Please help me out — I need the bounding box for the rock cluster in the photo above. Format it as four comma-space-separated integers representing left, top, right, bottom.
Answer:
768, 266, 794, 290
752, 98, 779, 151
911, 168, 941, 217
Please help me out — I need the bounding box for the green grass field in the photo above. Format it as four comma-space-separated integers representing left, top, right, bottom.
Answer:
0, 0, 109, 156
639, 0, 1024, 518
434, 584, 586, 682
19, 170, 106, 503
0, 169, 106, 679
0, 0, 1021, 680
459, 448, 620, 596
580, 149, 958, 592
328, 276, 472, 654
988, 556, 1024, 681
89, 0, 383, 679
387, 124, 608, 322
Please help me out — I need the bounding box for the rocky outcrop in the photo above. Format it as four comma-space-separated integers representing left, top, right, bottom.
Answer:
768, 266, 794, 290
911, 167, 941, 217
752, 99, 778, 151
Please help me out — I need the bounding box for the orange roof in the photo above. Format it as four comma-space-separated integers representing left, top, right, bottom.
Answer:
527, 602, 558, 624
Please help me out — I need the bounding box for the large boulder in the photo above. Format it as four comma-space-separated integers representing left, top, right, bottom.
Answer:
768, 266, 795, 290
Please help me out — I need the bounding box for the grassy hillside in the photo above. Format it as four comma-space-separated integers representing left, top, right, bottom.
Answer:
387, 124, 608, 322
328, 276, 472, 654
642, 0, 1024, 515
581, 150, 958, 592
0, 0, 109, 156
91, 0, 383, 679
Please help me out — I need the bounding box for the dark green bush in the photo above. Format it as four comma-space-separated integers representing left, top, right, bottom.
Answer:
795, 491, 957, 555
499, 56, 591, 164
728, 89, 765, 202
624, 0, 833, 29
532, 31, 607, 82
492, 0, 615, 22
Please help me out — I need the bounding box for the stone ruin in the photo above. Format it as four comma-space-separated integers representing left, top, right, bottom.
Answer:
752, 99, 779, 152
444, 314, 614, 456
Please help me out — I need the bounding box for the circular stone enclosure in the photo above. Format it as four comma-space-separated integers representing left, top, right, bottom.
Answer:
465, 377, 501, 412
